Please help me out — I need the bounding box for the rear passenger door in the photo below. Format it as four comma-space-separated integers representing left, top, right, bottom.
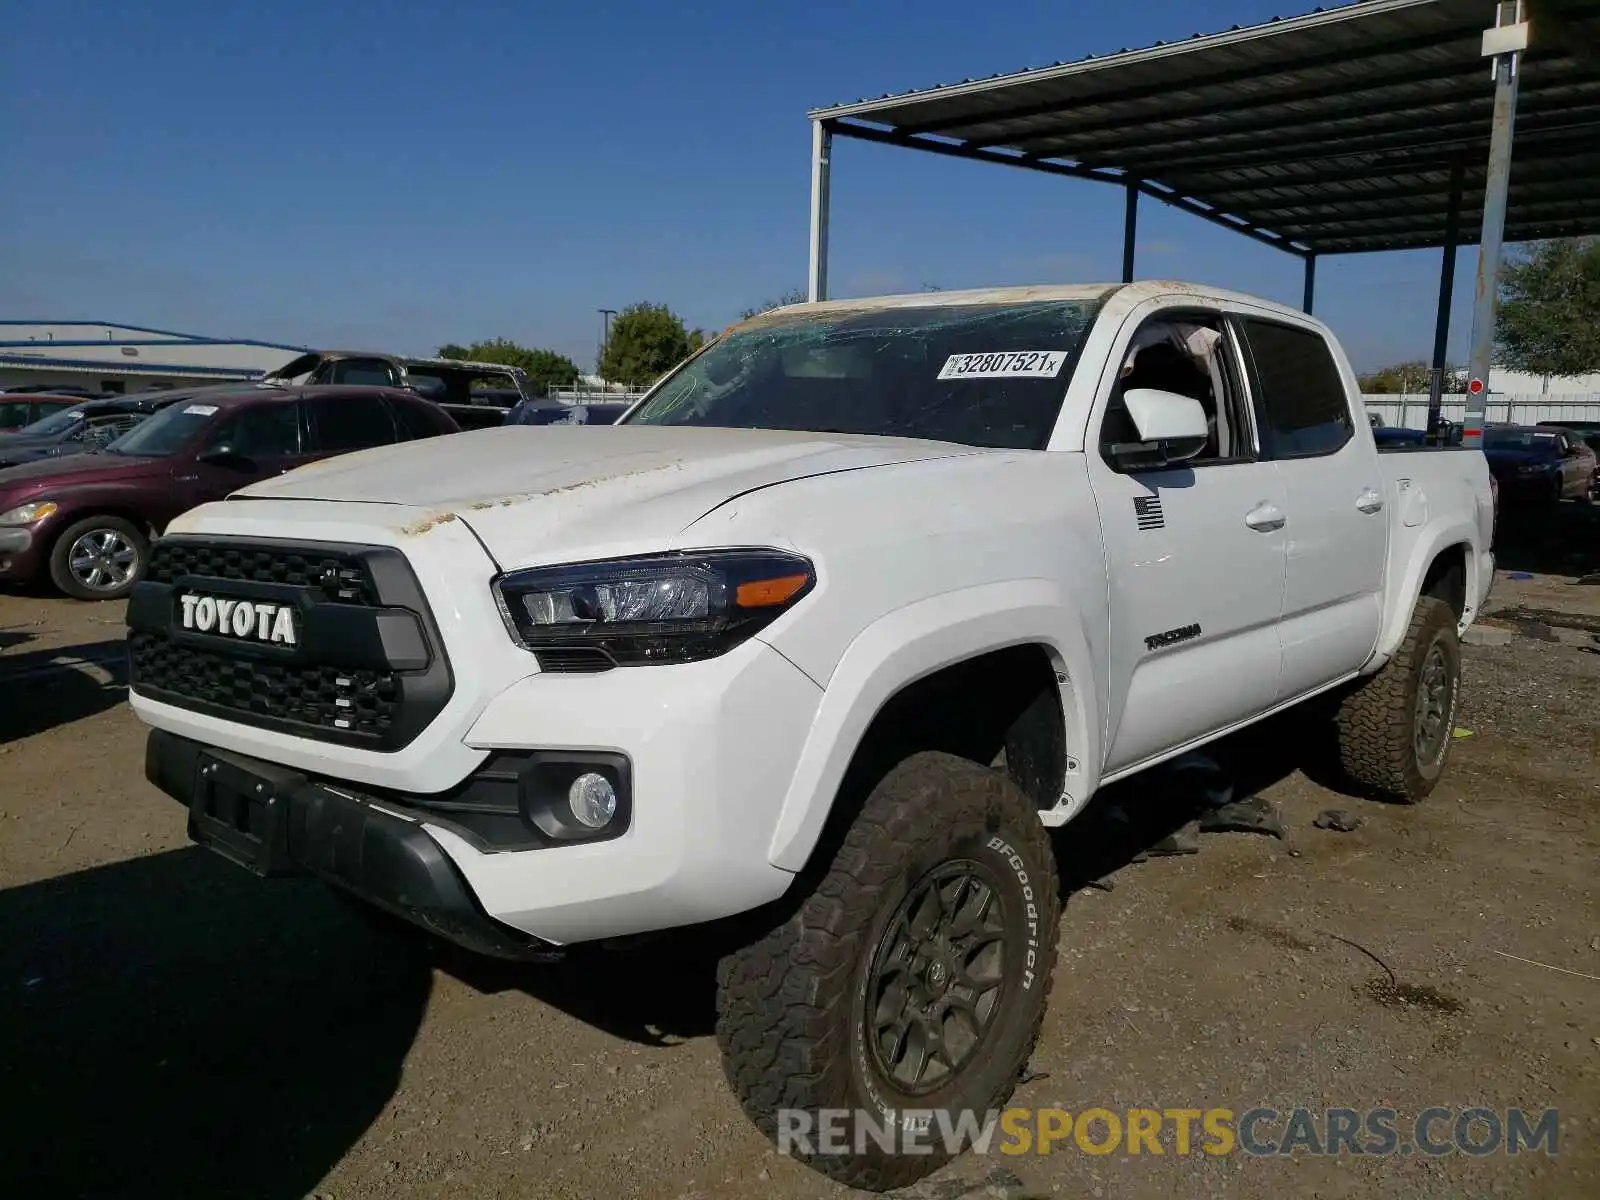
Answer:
304, 392, 403, 458
1234, 316, 1388, 701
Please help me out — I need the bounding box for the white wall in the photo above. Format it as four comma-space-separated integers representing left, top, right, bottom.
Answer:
1362, 394, 1600, 429
1488, 368, 1600, 395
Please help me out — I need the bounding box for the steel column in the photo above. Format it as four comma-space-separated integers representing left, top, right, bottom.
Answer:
1464, 1, 1529, 447
1121, 181, 1139, 282
1427, 161, 1467, 439
808, 120, 832, 302
1302, 254, 1317, 314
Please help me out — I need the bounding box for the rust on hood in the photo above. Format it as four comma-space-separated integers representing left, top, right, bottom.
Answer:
397, 511, 458, 536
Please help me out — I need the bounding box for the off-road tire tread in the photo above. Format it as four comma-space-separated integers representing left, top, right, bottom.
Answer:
714, 751, 1059, 1192
1333, 595, 1458, 804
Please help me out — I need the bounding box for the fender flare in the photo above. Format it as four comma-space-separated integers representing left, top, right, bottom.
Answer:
764, 579, 1102, 872
1371, 517, 1482, 665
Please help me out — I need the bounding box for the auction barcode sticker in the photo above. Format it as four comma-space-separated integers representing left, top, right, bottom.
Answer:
184, 404, 220, 415
937, 350, 1068, 380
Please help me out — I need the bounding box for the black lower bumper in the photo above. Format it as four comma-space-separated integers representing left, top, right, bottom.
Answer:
145, 729, 563, 961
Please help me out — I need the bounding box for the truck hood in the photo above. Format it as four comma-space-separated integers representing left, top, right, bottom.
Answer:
231, 424, 975, 566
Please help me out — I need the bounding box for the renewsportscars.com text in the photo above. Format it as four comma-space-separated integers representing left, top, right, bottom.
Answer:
777, 1106, 1560, 1158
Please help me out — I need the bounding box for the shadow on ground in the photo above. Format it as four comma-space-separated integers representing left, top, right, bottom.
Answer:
438, 711, 1343, 1049
0, 848, 432, 1198
0, 638, 128, 743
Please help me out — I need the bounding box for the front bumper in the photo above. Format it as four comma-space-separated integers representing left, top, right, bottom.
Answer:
0, 524, 44, 583
146, 728, 565, 961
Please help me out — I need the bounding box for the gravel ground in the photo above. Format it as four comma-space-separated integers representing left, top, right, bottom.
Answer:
1, 559, 1596, 1200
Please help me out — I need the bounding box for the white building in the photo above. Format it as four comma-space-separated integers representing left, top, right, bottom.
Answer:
0, 321, 307, 394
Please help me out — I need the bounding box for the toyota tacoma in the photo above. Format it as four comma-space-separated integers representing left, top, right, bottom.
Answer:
127, 282, 1495, 1190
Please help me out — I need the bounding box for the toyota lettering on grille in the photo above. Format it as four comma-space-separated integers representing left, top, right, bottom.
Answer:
178, 594, 299, 646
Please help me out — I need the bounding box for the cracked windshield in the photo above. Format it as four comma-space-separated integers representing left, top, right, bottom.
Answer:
624, 299, 1103, 449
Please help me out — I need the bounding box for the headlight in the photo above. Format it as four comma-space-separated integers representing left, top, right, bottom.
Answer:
493, 548, 816, 669
0, 500, 57, 525
1516, 462, 1550, 476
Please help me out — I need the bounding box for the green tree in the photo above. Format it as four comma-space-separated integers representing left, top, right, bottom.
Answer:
1496, 237, 1600, 378
599, 302, 694, 387
436, 338, 580, 396
1356, 361, 1468, 394
739, 287, 808, 321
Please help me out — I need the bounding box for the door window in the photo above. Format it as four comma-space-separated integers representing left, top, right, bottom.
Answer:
309, 394, 399, 452
205, 402, 304, 457
1236, 319, 1353, 459
1099, 312, 1253, 467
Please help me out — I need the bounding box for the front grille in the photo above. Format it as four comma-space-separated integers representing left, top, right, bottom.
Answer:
128, 536, 454, 751
129, 631, 401, 739
147, 541, 379, 606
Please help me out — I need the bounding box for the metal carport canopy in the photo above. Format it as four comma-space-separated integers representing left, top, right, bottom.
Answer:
807, 0, 1600, 266
803, 0, 1600, 439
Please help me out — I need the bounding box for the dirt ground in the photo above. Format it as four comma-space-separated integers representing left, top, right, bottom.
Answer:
2, 509, 1596, 1200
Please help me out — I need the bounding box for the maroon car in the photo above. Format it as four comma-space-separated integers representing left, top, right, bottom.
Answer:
0, 384, 459, 600
0, 393, 85, 433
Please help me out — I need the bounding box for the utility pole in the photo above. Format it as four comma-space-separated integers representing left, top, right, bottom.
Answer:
1463, 0, 1530, 448
597, 308, 617, 384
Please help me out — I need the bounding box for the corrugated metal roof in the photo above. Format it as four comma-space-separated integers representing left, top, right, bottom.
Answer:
808, 0, 1600, 256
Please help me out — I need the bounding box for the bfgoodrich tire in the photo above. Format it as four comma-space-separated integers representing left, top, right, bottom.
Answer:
1333, 595, 1462, 804
715, 751, 1060, 1192
47, 515, 148, 601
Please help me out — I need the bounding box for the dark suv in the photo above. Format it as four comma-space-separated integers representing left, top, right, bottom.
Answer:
0, 384, 459, 600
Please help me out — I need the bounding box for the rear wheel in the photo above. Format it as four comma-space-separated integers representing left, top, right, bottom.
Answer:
48, 515, 148, 601
715, 751, 1060, 1192
1333, 596, 1461, 804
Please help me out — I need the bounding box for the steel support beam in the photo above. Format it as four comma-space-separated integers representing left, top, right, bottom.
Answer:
1427, 161, 1467, 439
827, 120, 1310, 255
1302, 254, 1317, 314
1122, 182, 1139, 282
1464, 1, 1529, 448
808, 120, 832, 302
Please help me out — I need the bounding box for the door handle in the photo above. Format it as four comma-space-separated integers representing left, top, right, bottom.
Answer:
1244, 502, 1286, 532
1356, 488, 1385, 514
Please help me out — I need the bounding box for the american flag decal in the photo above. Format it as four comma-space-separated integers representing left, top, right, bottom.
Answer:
1133, 495, 1165, 530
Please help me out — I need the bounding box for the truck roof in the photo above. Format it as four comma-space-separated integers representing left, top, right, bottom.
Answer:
744, 280, 1320, 326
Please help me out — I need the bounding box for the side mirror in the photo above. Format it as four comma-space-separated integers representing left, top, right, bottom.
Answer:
197, 445, 247, 467
1109, 388, 1210, 470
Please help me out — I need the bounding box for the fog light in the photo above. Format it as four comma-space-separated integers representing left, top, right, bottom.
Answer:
569, 772, 617, 828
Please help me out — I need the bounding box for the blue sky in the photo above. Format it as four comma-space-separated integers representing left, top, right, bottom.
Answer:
4, 0, 1480, 372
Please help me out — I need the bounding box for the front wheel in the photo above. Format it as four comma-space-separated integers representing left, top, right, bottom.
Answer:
715, 751, 1060, 1192
48, 515, 148, 601
1333, 595, 1462, 804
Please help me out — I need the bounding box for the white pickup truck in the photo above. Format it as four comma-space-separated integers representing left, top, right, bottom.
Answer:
126, 281, 1494, 1190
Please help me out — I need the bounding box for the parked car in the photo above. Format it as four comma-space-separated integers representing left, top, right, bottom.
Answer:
0, 393, 85, 433
0, 384, 103, 398
0, 384, 459, 600
1537, 418, 1600, 460
0, 389, 210, 469
124, 280, 1494, 1191
1482, 424, 1598, 503
261, 349, 533, 431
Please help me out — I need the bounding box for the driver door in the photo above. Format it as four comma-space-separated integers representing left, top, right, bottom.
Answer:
172, 399, 314, 515
1086, 308, 1289, 775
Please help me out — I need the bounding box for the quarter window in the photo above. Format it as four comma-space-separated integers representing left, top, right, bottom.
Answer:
310, 394, 399, 451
